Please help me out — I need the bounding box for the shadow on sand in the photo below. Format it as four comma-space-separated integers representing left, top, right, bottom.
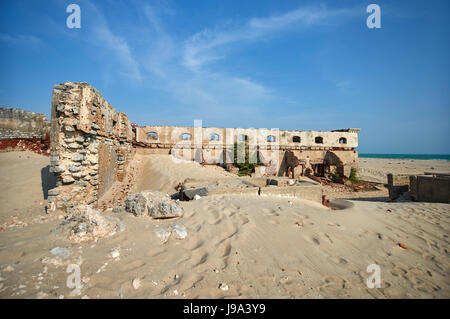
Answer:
41, 165, 57, 200
341, 196, 390, 202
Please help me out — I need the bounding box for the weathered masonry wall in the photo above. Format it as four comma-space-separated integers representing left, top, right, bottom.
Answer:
409, 174, 450, 203
136, 126, 359, 149
0, 107, 50, 140
49, 82, 134, 209
135, 125, 359, 178
387, 173, 450, 203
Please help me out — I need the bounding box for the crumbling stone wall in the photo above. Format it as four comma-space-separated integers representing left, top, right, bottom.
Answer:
48, 82, 134, 210
0, 107, 50, 140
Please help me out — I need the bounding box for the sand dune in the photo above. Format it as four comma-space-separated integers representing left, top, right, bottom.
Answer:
0, 151, 449, 298
132, 154, 234, 195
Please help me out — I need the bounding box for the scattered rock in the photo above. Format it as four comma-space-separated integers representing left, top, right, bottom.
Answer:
132, 278, 141, 289
50, 247, 70, 258
48, 188, 59, 196
170, 224, 187, 239
112, 206, 126, 214
116, 222, 126, 232
3, 265, 14, 272
183, 186, 208, 200
219, 283, 229, 291
125, 193, 147, 216
153, 227, 171, 243
110, 248, 120, 259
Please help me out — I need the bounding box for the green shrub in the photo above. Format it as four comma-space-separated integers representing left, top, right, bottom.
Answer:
328, 171, 341, 183
349, 167, 359, 183
232, 141, 263, 176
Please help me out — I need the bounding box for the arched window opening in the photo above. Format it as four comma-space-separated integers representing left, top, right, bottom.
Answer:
146, 132, 158, 140
315, 136, 323, 144
267, 135, 276, 142
181, 133, 192, 140
292, 136, 301, 143
210, 133, 220, 141
339, 137, 347, 144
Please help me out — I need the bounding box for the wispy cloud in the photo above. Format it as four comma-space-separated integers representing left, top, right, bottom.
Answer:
0, 33, 42, 45
83, 0, 142, 81
50, 2, 354, 124
183, 6, 353, 71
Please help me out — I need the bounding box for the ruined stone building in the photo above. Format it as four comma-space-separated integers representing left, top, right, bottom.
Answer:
0, 107, 51, 154
47, 82, 360, 209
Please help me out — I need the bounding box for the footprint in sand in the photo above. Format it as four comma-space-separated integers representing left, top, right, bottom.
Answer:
185, 239, 204, 251
312, 237, 320, 245
214, 226, 238, 247
192, 223, 203, 232
329, 256, 348, 265
318, 276, 348, 292
302, 234, 320, 245
317, 232, 333, 244
390, 267, 407, 277
191, 251, 209, 267
239, 216, 250, 226
148, 249, 166, 258
327, 222, 341, 228
218, 241, 232, 258
225, 209, 237, 217
207, 216, 223, 225
270, 209, 280, 216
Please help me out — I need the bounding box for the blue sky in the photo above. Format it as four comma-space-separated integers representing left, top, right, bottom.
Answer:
0, 0, 449, 154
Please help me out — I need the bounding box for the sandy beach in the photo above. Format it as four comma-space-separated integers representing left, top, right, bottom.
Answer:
358, 158, 450, 184
0, 151, 449, 298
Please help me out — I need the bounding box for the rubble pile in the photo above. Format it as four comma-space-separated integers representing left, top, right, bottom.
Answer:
121, 190, 184, 219
60, 205, 123, 243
